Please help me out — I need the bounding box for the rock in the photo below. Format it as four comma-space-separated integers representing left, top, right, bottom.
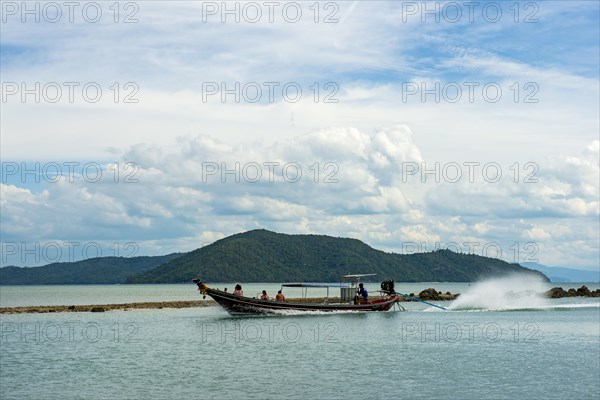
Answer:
419, 288, 441, 301
90, 307, 105, 312
546, 287, 567, 298
546, 286, 600, 298
439, 292, 456, 300
576, 286, 591, 296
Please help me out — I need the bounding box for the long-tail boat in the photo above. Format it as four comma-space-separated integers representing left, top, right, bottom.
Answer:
192, 274, 401, 315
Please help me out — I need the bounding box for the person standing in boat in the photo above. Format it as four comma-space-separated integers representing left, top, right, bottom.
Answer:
275, 290, 286, 302
233, 284, 244, 296
357, 283, 369, 302
260, 290, 269, 300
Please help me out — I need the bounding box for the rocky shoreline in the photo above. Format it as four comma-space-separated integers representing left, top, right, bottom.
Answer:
0, 300, 215, 314
546, 285, 600, 298
410, 288, 459, 301
1, 286, 598, 314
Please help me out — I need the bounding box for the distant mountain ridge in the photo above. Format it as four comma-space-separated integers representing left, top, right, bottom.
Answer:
0, 254, 182, 285
128, 229, 548, 283
521, 262, 599, 283
1, 230, 550, 285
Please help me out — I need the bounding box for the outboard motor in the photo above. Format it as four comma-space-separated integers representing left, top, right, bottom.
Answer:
380, 280, 395, 295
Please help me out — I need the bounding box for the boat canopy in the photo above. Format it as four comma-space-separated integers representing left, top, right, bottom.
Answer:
281, 283, 349, 288
280, 282, 350, 299
340, 274, 377, 279
281, 275, 378, 300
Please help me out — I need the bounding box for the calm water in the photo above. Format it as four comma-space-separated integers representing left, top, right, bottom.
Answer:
1, 282, 599, 400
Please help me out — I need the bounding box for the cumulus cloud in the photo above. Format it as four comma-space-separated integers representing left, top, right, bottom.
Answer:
3, 126, 421, 247
423, 141, 599, 220
2, 128, 598, 269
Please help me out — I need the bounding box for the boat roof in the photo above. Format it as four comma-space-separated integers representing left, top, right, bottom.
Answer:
281, 283, 350, 288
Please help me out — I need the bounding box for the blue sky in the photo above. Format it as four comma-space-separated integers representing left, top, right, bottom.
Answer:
1, 1, 599, 270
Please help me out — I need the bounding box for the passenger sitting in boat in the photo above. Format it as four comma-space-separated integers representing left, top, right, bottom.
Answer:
357, 283, 369, 300
233, 284, 244, 296
260, 290, 269, 300
275, 290, 286, 302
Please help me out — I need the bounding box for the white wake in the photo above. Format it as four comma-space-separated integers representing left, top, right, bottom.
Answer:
447, 273, 550, 311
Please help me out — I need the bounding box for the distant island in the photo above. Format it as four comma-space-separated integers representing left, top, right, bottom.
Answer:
521, 262, 599, 283
1, 230, 548, 284
0, 254, 182, 285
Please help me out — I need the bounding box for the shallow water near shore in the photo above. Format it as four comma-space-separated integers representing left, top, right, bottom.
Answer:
1, 281, 598, 308
1, 282, 599, 399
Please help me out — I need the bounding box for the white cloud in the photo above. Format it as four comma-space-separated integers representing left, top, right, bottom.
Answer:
526, 227, 551, 241
3, 128, 597, 268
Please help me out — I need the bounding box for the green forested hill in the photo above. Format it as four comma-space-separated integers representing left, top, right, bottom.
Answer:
127, 230, 548, 283
1, 230, 548, 285
0, 254, 182, 285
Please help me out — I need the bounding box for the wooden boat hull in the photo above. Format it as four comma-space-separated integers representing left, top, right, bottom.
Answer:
202, 286, 400, 315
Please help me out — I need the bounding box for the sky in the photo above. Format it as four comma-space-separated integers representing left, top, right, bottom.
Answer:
1, 0, 599, 270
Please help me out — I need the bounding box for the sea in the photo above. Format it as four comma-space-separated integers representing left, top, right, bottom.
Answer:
1, 278, 599, 400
